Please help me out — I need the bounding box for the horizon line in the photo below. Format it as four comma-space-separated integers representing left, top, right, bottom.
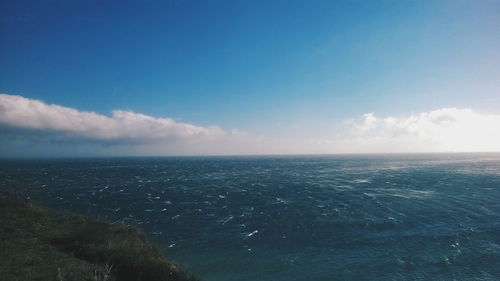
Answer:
2, 151, 500, 160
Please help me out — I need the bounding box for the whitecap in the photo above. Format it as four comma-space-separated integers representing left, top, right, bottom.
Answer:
373, 188, 435, 199
274, 198, 289, 204
353, 179, 371, 184
244, 230, 259, 239
221, 215, 234, 225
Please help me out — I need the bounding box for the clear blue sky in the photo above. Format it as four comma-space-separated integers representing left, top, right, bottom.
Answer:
1, 0, 499, 156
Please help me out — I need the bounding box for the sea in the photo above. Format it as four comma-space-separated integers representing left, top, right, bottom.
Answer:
1, 153, 500, 281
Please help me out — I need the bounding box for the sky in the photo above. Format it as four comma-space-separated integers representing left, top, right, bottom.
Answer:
1, 0, 499, 157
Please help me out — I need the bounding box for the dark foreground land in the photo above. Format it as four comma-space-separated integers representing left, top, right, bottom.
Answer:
0, 198, 199, 281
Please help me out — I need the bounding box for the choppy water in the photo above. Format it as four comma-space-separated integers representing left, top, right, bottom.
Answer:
1, 154, 500, 280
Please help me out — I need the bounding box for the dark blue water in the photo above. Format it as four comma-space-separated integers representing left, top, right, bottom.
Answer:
1, 154, 500, 280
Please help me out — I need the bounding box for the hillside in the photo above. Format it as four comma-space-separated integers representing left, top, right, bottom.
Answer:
0, 198, 199, 281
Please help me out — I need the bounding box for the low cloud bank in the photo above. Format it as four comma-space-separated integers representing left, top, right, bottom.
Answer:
1, 93, 499, 156
0, 93, 255, 156
346, 108, 500, 152
0, 94, 229, 143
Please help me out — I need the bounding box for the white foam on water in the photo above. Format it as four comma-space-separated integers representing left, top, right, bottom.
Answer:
244, 230, 259, 239
274, 197, 289, 204
221, 215, 234, 225
352, 179, 371, 184
371, 188, 435, 199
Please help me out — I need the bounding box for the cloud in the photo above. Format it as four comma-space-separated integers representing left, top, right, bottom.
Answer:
0, 93, 257, 156
0, 93, 229, 143
1, 93, 499, 156
345, 108, 500, 152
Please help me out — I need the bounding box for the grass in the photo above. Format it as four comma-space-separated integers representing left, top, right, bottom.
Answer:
0, 196, 200, 281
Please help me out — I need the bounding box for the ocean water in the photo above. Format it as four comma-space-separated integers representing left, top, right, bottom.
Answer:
1, 154, 500, 281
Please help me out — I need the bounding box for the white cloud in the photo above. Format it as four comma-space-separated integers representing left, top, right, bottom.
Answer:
345, 108, 500, 152
1, 93, 499, 156
0, 93, 228, 143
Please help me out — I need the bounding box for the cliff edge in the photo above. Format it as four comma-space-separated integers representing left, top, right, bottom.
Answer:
0, 198, 199, 281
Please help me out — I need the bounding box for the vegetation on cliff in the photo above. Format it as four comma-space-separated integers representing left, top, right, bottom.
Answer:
0, 197, 199, 281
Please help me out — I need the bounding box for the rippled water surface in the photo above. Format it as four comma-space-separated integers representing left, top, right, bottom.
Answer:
1, 154, 500, 280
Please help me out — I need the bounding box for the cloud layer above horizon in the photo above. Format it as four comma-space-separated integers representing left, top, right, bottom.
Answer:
0, 94, 229, 142
1, 93, 499, 156
345, 108, 500, 153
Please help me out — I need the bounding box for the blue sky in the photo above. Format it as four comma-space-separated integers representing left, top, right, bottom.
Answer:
1, 0, 500, 156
